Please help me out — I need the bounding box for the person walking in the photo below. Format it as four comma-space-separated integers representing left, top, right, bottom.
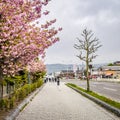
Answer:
57, 77, 60, 86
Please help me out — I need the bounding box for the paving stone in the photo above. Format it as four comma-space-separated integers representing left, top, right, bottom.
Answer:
15, 82, 119, 120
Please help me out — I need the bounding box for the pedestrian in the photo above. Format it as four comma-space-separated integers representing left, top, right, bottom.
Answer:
57, 80, 60, 85
44, 79, 46, 83
49, 78, 51, 82
57, 77, 60, 86
46, 77, 48, 82
52, 77, 54, 82
55, 77, 57, 82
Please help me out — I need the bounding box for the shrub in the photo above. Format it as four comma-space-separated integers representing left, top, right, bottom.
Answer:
9, 96, 16, 109
18, 88, 26, 101
0, 99, 5, 110
14, 90, 19, 102
22, 84, 31, 96
0, 98, 9, 110
36, 79, 43, 88
1, 79, 43, 111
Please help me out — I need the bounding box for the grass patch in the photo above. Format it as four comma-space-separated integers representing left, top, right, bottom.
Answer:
66, 83, 120, 109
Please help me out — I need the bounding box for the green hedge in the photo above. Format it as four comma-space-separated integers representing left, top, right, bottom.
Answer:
0, 79, 43, 111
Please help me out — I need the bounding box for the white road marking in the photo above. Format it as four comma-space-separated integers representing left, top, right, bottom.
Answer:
104, 84, 116, 87
103, 87, 117, 91
91, 85, 96, 87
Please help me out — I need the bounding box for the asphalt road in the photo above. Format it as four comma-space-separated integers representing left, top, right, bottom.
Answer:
62, 79, 120, 102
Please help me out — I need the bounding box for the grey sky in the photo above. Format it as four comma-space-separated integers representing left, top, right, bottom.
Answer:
43, 0, 120, 64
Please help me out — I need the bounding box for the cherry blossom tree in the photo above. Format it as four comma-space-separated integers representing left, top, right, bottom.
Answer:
27, 59, 46, 83
28, 59, 46, 74
0, 0, 62, 98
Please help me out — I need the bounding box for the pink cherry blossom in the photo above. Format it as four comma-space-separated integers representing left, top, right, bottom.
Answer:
0, 0, 62, 78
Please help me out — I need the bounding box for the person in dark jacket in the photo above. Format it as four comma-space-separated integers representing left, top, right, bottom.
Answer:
57, 77, 60, 86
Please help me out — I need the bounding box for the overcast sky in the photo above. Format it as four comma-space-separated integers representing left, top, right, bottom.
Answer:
42, 0, 120, 65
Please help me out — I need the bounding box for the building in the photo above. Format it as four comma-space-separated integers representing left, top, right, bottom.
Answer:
59, 70, 75, 79
113, 61, 120, 65
101, 66, 120, 78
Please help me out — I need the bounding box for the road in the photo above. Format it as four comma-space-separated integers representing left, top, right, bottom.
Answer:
62, 79, 120, 102
15, 82, 119, 120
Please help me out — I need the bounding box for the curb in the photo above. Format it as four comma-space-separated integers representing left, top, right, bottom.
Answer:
67, 85, 120, 117
4, 84, 45, 120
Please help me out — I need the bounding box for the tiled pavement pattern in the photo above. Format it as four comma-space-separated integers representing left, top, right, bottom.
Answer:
15, 82, 119, 120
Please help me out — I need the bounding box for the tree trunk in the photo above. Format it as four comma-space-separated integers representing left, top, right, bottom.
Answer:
86, 51, 90, 91
86, 62, 90, 91
8, 84, 11, 99
0, 70, 3, 99
0, 84, 3, 99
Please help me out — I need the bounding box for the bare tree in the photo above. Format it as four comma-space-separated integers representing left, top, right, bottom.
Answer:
74, 28, 102, 91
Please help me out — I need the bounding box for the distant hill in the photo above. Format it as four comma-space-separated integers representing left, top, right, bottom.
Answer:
46, 64, 74, 74
45, 63, 107, 74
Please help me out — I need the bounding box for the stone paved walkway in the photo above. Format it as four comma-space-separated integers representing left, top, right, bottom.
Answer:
15, 82, 119, 120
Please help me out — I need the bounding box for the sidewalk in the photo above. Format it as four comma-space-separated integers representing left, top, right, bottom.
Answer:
15, 82, 119, 120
